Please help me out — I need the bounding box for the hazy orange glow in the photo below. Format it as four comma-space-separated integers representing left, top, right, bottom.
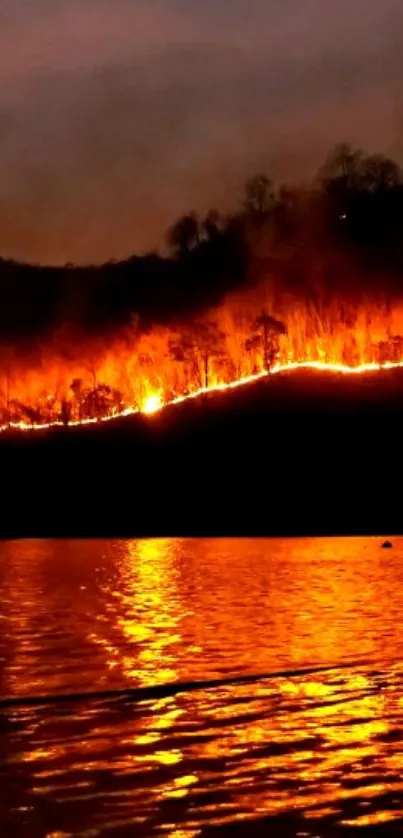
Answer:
3, 293, 403, 433
4, 537, 403, 832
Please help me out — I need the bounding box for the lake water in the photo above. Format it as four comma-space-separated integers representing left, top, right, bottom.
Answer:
1, 538, 403, 836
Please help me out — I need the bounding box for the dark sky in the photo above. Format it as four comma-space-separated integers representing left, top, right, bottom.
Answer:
0, 0, 402, 265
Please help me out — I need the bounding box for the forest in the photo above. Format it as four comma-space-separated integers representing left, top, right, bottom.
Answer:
2, 142, 403, 427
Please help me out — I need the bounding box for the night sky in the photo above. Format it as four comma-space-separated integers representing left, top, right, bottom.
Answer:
0, 0, 402, 265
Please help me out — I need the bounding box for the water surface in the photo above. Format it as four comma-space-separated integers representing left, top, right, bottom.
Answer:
1, 537, 403, 836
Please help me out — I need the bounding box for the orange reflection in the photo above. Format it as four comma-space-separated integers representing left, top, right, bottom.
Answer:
85, 538, 403, 832
3, 537, 403, 835
109, 539, 184, 687
88, 539, 202, 802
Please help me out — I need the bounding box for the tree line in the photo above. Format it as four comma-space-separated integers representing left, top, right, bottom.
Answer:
1, 141, 403, 426
0, 142, 403, 350
0, 310, 290, 425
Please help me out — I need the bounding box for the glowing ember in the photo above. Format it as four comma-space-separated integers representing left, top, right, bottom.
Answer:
142, 394, 163, 415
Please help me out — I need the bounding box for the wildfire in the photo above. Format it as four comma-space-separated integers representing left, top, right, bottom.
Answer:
3, 292, 403, 435
142, 394, 164, 415
1, 359, 403, 436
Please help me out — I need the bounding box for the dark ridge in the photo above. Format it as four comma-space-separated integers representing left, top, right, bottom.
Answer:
0, 226, 245, 344
2, 143, 403, 349
2, 367, 403, 539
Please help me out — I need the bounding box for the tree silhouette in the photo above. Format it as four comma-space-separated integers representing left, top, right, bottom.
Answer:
247, 312, 287, 372
80, 384, 124, 420
319, 144, 403, 222
60, 399, 71, 426
362, 154, 401, 192
70, 378, 84, 420
170, 320, 226, 390
194, 321, 226, 389
203, 209, 221, 241
167, 213, 200, 258
0, 346, 14, 426
319, 144, 363, 188
244, 175, 274, 218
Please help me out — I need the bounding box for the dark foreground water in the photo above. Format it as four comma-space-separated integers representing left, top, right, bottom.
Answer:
1, 538, 403, 837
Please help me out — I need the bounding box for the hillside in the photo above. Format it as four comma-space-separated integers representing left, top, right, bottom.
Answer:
0, 227, 244, 344
1, 366, 403, 539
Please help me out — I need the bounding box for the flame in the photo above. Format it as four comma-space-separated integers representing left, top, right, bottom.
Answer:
142, 394, 163, 415
3, 292, 403, 435
1, 358, 402, 436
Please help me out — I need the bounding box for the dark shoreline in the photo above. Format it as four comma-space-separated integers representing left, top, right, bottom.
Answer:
1, 367, 403, 540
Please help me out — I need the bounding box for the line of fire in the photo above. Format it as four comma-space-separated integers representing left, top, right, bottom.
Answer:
2, 144, 403, 434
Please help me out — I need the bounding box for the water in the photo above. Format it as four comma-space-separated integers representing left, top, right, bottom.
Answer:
1, 538, 403, 836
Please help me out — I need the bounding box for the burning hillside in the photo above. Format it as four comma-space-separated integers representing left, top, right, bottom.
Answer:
2, 142, 403, 434
2, 292, 403, 434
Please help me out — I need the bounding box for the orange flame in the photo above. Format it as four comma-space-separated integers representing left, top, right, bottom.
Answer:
142, 394, 164, 415
2, 292, 403, 434
1, 359, 402, 436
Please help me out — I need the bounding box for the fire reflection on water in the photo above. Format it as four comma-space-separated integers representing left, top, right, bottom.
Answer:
115, 539, 184, 686
2, 538, 403, 834
90, 539, 194, 798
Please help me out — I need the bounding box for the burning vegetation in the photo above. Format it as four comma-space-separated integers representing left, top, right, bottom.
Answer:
3, 295, 403, 432
2, 142, 403, 432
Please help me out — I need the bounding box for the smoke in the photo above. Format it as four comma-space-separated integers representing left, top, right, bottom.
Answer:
0, 0, 402, 263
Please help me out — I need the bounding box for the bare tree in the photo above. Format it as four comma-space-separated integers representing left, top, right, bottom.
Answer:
244, 175, 274, 217
60, 399, 71, 426
248, 312, 287, 372
170, 321, 226, 390
319, 144, 402, 199
319, 143, 363, 187
0, 346, 14, 426
194, 321, 226, 389
362, 154, 401, 192
167, 213, 200, 258
203, 209, 222, 241
70, 378, 84, 420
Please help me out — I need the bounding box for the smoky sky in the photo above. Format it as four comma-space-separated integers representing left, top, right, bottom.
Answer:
0, 0, 402, 265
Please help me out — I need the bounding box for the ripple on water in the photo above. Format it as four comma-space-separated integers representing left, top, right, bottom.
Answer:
1, 537, 403, 835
